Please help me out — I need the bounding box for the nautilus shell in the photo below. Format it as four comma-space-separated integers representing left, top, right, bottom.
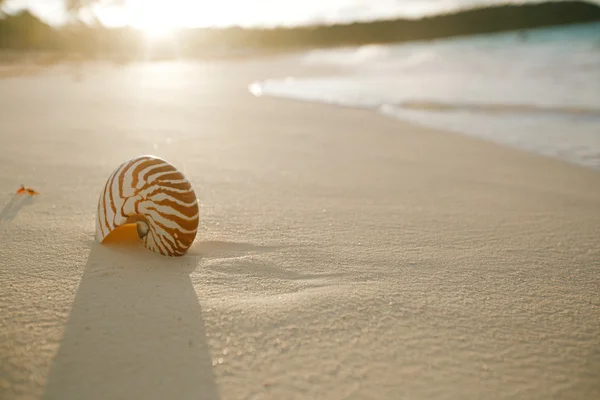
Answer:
95, 155, 199, 256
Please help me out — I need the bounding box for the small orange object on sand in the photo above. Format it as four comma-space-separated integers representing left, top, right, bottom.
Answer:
16, 185, 40, 196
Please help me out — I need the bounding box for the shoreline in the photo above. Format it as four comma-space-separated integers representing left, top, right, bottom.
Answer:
248, 21, 600, 173
249, 88, 600, 174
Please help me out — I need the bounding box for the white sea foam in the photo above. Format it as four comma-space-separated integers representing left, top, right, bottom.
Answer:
251, 22, 600, 170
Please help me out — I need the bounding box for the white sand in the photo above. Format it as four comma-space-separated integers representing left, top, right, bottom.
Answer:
1, 59, 599, 400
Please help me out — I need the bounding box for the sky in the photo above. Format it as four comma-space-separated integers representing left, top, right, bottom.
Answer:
2, 0, 598, 29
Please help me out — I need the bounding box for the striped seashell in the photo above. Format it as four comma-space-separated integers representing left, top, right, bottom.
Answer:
95, 155, 199, 256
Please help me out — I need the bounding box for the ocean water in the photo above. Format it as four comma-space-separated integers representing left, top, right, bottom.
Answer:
250, 22, 600, 170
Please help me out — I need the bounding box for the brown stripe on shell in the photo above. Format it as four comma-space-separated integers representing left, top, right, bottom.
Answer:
96, 198, 106, 238
107, 166, 118, 216
101, 169, 115, 236
144, 212, 195, 253
145, 217, 172, 255
139, 173, 187, 193
144, 206, 198, 233
150, 195, 198, 212
152, 181, 193, 192
131, 158, 164, 189
149, 223, 180, 255
118, 156, 148, 199
141, 164, 175, 184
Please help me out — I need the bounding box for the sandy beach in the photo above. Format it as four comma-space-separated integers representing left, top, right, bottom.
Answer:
1, 57, 599, 400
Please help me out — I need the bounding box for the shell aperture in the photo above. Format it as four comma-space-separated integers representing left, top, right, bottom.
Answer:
95, 155, 199, 256
136, 220, 150, 239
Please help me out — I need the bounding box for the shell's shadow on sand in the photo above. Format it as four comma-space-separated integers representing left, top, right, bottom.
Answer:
0, 194, 35, 224
43, 242, 220, 400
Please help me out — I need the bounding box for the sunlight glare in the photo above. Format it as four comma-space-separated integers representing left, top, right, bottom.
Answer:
143, 24, 175, 41
99, 0, 268, 32
126, 0, 180, 40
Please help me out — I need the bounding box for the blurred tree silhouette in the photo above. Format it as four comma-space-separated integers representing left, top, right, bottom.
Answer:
0, 9, 57, 49
65, 0, 124, 19
63, 0, 129, 56
1, 0, 599, 58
